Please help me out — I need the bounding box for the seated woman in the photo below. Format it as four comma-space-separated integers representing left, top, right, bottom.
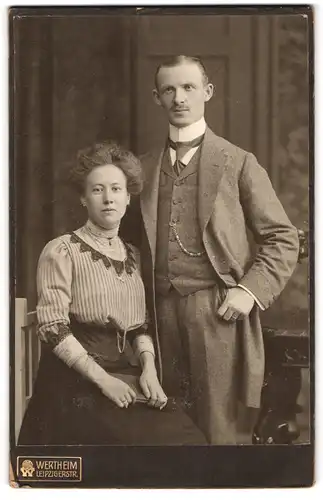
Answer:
18, 141, 206, 446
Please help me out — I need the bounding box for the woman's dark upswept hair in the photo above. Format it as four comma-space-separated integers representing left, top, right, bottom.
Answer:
70, 141, 143, 195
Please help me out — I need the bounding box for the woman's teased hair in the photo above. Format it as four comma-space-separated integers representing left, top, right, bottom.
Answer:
70, 141, 143, 195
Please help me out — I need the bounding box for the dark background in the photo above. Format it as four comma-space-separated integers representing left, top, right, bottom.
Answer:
12, 9, 309, 327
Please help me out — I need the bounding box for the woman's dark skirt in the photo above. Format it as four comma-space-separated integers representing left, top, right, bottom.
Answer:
18, 320, 207, 446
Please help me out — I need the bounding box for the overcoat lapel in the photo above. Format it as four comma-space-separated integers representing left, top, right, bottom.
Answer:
140, 148, 164, 265
198, 128, 228, 232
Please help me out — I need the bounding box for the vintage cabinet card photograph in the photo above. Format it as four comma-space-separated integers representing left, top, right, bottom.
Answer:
9, 5, 314, 488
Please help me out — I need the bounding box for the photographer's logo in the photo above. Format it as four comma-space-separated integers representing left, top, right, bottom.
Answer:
20, 459, 35, 478
17, 456, 82, 482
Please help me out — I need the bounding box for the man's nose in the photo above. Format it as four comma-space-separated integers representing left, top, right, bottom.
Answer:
173, 88, 186, 104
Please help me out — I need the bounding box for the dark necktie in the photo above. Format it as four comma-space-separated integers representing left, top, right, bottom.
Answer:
168, 134, 204, 176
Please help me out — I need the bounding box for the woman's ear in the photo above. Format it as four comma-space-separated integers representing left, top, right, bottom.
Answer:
80, 196, 86, 207
127, 193, 131, 206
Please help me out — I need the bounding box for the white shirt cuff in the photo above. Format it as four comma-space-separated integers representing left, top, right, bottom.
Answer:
237, 284, 265, 311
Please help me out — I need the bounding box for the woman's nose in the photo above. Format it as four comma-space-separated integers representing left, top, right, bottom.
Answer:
103, 189, 113, 203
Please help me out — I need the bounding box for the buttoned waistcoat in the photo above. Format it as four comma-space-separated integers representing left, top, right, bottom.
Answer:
155, 145, 218, 295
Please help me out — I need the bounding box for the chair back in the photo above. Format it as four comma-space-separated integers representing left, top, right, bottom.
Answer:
14, 298, 40, 443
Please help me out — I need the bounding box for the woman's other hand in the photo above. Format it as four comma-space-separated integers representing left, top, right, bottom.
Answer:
139, 351, 168, 409
100, 374, 137, 408
140, 369, 168, 409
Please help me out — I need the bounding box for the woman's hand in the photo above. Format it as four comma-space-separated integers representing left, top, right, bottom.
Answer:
138, 351, 168, 409
140, 368, 168, 410
99, 374, 137, 409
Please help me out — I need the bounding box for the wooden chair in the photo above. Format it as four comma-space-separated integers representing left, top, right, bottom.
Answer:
14, 298, 41, 443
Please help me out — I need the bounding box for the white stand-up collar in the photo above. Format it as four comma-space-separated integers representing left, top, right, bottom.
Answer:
169, 117, 206, 142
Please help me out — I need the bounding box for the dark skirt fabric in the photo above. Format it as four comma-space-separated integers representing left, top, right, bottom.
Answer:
18, 320, 207, 446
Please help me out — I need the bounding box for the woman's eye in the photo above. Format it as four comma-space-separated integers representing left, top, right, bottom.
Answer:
112, 186, 121, 192
93, 187, 102, 193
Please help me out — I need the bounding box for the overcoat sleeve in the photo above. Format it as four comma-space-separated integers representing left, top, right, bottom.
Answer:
238, 152, 299, 309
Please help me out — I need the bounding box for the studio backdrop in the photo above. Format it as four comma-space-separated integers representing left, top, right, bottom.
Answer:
12, 12, 309, 329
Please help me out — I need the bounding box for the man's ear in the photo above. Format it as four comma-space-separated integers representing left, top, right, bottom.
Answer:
152, 89, 162, 106
204, 83, 214, 102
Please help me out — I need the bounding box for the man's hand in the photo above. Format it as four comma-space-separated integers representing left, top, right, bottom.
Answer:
217, 287, 255, 321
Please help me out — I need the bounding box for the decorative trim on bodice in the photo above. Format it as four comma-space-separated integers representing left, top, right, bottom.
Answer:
69, 232, 136, 276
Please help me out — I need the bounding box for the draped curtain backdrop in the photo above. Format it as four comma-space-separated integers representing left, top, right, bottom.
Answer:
12, 12, 309, 327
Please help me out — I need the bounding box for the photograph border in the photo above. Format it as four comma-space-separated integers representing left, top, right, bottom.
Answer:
9, 4, 314, 488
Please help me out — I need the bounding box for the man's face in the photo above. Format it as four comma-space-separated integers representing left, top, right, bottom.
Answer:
153, 62, 214, 128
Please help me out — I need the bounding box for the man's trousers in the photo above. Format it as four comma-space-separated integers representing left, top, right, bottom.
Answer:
156, 286, 259, 444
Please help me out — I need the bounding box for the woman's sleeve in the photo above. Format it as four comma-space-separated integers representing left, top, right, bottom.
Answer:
133, 330, 156, 359
36, 238, 74, 347
129, 244, 156, 359
37, 239, 88, 366
36, 238, 112, 387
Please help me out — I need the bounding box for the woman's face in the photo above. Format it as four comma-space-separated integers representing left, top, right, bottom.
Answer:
81, 164, 130, 230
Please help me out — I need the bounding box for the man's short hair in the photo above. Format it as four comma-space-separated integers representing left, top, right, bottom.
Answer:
154, 55, 209, 89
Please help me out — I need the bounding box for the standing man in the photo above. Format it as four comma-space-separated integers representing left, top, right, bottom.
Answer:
138, 55, 299, 444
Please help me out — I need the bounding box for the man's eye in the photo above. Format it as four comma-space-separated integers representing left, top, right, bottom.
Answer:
184, 84, 194, 91
163, 88, 173, 94
112, 186, 121, 192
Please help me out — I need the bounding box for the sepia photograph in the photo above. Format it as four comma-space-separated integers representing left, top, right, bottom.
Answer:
9, 5, 313, 487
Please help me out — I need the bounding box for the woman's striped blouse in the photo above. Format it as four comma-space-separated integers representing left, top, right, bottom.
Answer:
36, 221, 154, 357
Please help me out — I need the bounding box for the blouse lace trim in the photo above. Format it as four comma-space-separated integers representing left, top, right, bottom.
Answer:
69, 232, 136, 276
39, 323, 73, 348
